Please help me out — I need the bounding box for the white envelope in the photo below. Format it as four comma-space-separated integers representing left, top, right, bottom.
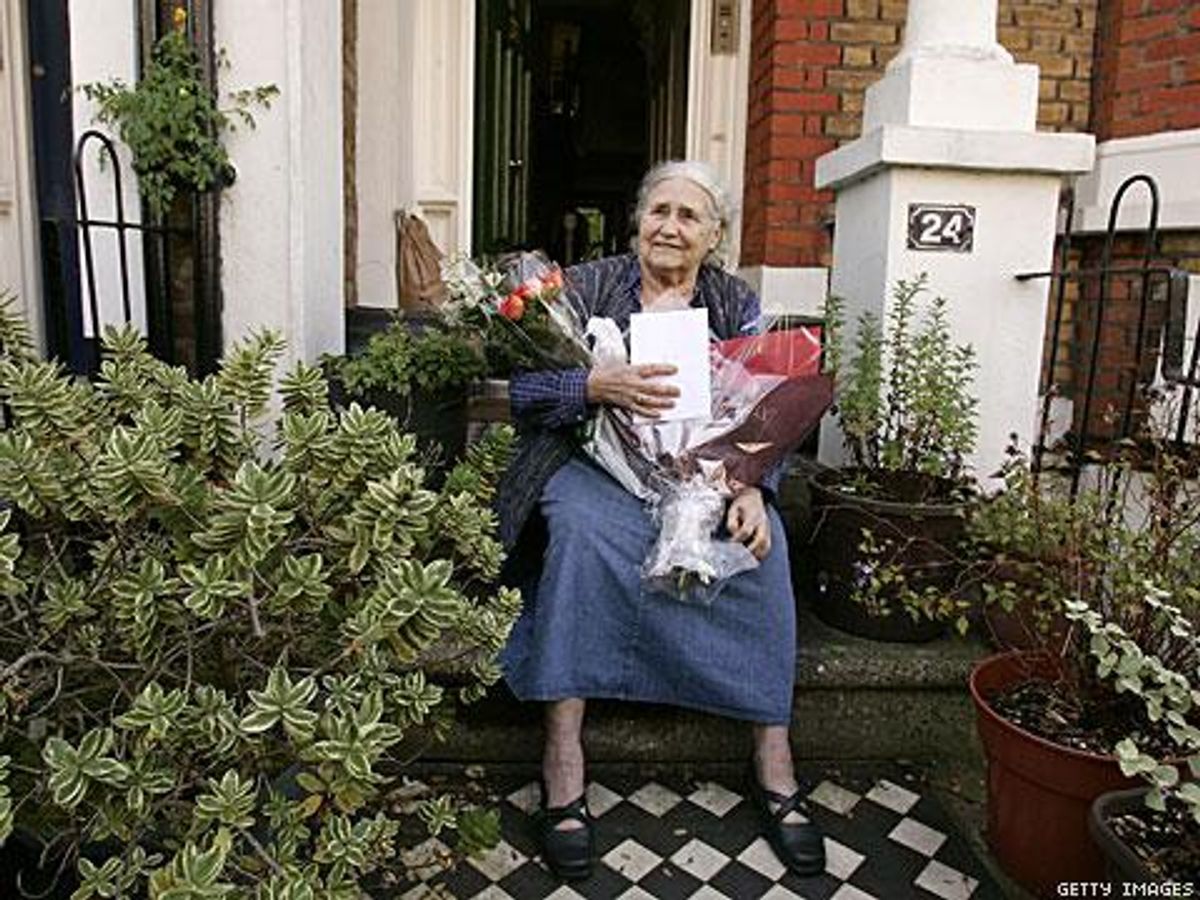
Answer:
629, 308, 711, 423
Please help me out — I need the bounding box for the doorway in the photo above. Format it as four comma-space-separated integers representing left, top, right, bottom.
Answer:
473, 0, 689, 262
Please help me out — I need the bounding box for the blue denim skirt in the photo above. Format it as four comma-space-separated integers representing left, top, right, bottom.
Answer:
501, 457, 797, 724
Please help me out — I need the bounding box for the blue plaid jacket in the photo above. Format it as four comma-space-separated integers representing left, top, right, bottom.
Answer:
495, 253, 767, 549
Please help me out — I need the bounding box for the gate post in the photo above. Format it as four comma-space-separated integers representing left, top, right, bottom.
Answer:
815, 0, 1094, 482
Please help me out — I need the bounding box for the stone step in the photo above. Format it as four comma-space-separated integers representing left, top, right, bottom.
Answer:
433, 604, 988, 766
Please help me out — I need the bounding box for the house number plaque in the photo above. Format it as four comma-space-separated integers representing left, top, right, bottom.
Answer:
907, 203, 976, 253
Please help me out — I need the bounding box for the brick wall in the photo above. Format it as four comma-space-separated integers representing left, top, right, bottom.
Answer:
741, 0, 843, 269
740, 0, 1099, 268
1092, 0, 1200, 140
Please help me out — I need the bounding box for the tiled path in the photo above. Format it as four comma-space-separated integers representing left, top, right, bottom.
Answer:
389, 763, 1006, 899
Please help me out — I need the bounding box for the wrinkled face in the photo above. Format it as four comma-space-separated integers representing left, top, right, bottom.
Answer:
637, 177, 721, 279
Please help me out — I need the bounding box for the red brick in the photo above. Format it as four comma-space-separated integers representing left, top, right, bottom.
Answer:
1118, 13, 1178, 43
774, 42, 843, 66
771, 91, 840, 112
776, 0, 845, 15
774, 19, 809, 40
1145, 83, 1200, 112
1114, 61, 1172, 92
1143, 33, 1200, 63
769, 136, 837, 159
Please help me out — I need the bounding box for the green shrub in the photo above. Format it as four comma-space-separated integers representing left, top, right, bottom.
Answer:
0, 297, 518, 897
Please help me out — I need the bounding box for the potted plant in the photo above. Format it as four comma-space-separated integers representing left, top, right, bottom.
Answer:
0, 300, 517, 897
325, 317, 488, 474
79, 8, 278, 216
965, 431, 1199, 894
809, 275, 979, 641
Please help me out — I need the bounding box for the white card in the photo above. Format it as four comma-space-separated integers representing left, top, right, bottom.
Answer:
629, 308, 711, 423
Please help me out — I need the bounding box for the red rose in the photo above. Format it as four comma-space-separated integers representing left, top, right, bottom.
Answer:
513, 281, 535, 301
499, 294, 525, 320
543, 268, 564, 290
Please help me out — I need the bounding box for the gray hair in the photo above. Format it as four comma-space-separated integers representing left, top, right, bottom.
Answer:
633, 159, 733, 268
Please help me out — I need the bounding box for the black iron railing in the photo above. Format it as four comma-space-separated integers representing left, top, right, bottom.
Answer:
1017, 174, 1197, 495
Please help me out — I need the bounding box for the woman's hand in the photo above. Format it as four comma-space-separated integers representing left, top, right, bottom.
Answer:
727, 487, 770, 560
586, 363, 679, 419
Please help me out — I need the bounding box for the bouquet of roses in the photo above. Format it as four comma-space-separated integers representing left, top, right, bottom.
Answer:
445, 251, 832, 602
442, 251, 590, 375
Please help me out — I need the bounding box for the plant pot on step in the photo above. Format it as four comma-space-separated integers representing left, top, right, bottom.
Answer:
1088, 788, 1157, 885
1090, 786, 1200, 886
978, 557, 1070, 653
329, 378, 469, 477
970, 651, 1142, 897
807, 468, 968, 643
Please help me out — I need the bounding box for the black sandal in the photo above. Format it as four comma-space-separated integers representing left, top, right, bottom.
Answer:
746, 771, 826, 877
537, 785, 594, 881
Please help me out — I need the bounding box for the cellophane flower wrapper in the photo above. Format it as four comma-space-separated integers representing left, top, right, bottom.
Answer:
583, 317, 833, 605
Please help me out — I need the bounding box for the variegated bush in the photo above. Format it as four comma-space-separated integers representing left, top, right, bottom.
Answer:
0, 298, 519, 898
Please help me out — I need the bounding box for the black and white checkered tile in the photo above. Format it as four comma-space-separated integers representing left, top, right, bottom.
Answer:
393, 765, 1004, 899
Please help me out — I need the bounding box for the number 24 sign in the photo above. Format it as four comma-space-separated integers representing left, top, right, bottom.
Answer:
907, 203, 976, 253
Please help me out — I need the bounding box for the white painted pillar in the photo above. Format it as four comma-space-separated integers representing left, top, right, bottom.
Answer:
815, 0, 1095, 483
895, 0, 1008, 64
216, 0, 344, 363
0, 0, 42, 348
686, 0, 751, 270
355, 0, 474, 309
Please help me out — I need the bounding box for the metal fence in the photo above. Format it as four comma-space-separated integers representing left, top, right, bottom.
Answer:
1018, 174, 1198, 495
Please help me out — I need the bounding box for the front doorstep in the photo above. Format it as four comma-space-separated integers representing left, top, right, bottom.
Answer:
435, 603, 988, 767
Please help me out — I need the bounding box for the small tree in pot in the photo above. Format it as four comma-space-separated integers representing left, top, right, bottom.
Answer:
810, 275, 979, 641
0, 300, 518, 898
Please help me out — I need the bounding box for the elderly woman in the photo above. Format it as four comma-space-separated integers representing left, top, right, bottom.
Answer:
496, 160, 824, 881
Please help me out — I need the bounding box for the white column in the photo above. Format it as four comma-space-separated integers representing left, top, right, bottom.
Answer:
815, 0, 1095, 483
0, 0, 42, 348
354, 0, 474, 309
216, 0, 344, 363
895, 0, 1008, 64
686, 0, 751, 269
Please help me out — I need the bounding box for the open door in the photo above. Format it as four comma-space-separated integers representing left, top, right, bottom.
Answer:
474, 0, 688, 262
473, 0, 532, 255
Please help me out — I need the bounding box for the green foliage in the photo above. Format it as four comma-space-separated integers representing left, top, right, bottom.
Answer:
329, 320, 487, 399
824, 275, 979, 488
0, 319, 517, 896
964, 437, 1200, 824
821, 277, 980, 628
79, 19, 278, 215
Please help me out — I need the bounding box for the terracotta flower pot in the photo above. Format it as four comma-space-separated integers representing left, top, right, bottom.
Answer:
969, 651, 1140, 898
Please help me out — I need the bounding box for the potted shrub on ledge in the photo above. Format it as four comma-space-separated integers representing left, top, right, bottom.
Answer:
0, 304, 518, 898
326, 317, 488, 475
808, 274, 979, 642
965, 433, 1199, 894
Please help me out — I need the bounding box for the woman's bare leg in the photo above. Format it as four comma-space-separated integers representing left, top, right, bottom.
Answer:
543, 698, 587, 829
753, 724, 805, 823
